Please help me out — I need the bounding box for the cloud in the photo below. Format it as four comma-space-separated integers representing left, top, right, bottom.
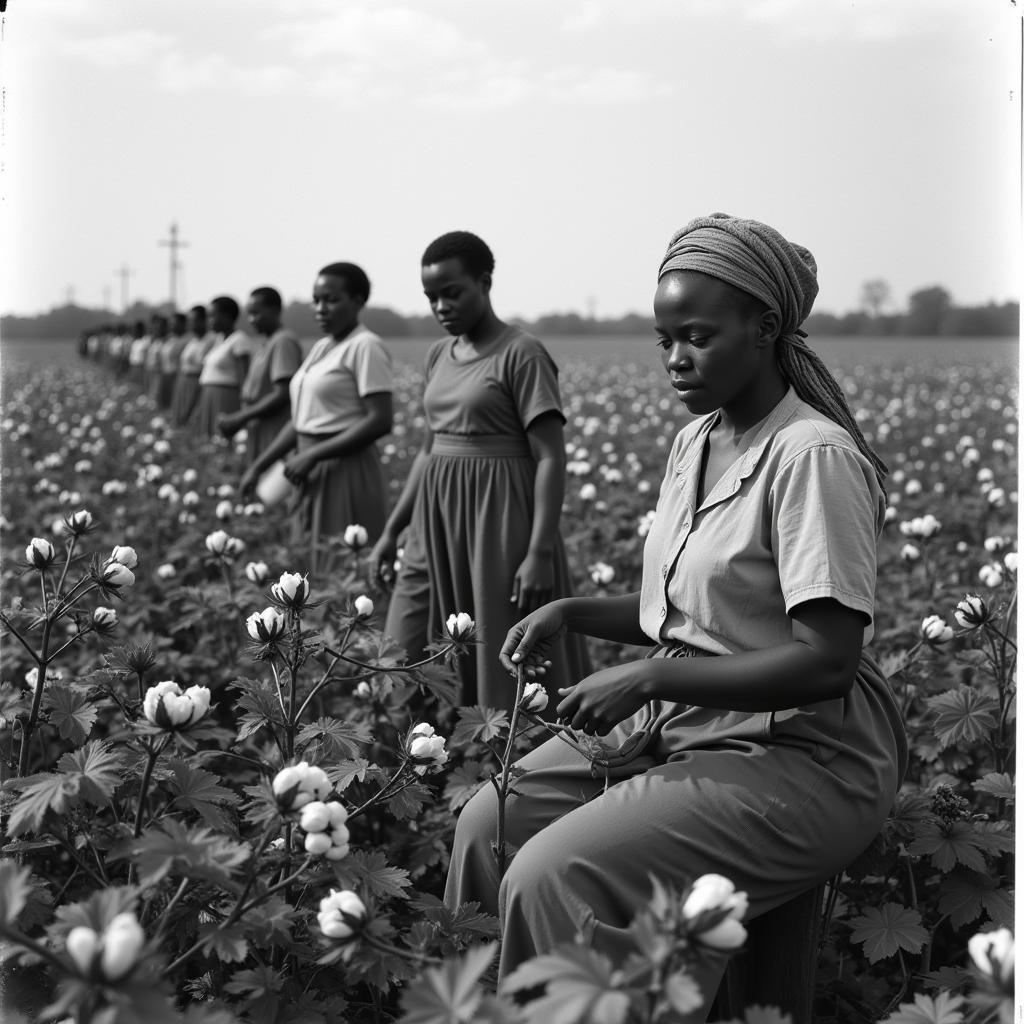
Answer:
54, 29, 175, 67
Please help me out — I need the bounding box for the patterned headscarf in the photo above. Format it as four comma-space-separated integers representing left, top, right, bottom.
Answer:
658, 213, 818, 344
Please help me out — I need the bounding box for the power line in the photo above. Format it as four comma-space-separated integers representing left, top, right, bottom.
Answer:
157, 222, 190, 309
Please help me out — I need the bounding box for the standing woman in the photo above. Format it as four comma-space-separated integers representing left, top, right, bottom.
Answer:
369, 231, 590, 714
217, 286, 303, 467
194, 296, 260, 438
157, 312, 189, 410
171, 305, 216, 429
445, 214, 908, 1020
240, 263, 393, 574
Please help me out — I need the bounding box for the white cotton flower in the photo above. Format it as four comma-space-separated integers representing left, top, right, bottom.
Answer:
979, 562, 1004, 588
682, 873, 749, 950
353, 595, 374, 618
272, 762, 332, 811
343, 524, 369, 550
445, 612, 475, 641
520, 682, 549, 713
317, 890, 366, 940
920, 615, 953, 644
142, 681, 211, 730
589, 561, 615, 586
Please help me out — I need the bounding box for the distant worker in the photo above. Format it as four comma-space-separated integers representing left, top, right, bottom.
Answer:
171, 305, 216, 429
217, 286, 303, 466
194, 296, 260, 439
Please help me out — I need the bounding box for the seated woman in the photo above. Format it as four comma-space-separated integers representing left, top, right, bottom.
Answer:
217, 286, 303, 467
444, 214, 908, 1022
240, 263, 393, 575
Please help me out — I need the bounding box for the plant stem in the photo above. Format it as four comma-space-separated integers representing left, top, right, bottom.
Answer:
321, 642, 455, 674
132, 737, 168, 839
17, 614, 54, 776
494, 666, 527, 880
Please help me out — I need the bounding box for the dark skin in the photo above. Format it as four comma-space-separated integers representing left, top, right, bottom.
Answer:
368, 256, 567, 613
239, 274, 393, 496
218, 295, 291, 440
500, 270, 867, 734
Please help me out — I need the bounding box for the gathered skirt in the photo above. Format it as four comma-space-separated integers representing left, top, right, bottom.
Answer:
194, 384, 240, 439
290, 432, 388, 577
384, 434, 591, 713
171, 372, 201, 427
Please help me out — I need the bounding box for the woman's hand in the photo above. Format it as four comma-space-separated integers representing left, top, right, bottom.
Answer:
499, 602, 566, 678
368, 533, 398, 590
511, 551, 555, 612
238, 465, 259, 499
283, 451, 316, 486
217, 412, 240, 439
555, 663, 651, 735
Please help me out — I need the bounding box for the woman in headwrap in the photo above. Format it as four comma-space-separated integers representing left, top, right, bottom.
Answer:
444, 214, 907, 1021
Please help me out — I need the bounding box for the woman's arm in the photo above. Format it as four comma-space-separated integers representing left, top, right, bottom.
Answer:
283, 392, 393, 484
368, 430, 433, 586
512, 412, 567, 611
555, 598, 865, 733
225, 381, 291, 432
239, 421, 299, 496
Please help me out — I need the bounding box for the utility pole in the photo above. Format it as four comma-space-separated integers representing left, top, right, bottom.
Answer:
158, 222, 189, 309
115, 264, 133, 313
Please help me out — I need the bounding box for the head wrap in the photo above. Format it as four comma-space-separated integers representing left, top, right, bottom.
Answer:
658, 213, 818, 345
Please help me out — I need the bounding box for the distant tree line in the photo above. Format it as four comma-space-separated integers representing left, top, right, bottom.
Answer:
2, 281, 1017, 339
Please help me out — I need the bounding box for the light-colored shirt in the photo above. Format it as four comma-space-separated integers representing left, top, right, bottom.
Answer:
128, 336, 150, 366
240, 327, 303, 404
289, 326, 392, 435
178, 332, 217, 375
198, 330, 262, 387
639, 387, 885, 654
160, 336, 189, 373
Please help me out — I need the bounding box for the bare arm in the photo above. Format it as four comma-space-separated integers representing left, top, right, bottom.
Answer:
512, 413, 568, 611
222, 381, 290, 434
554, 599, 866, 734
290, 392, 393, 466
368, 429, 433, 586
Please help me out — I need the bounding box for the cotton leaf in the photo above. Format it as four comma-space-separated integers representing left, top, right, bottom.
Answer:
198, 921, 249, 963
848, 903, 928, 963
43, 683, 98, 744
118, 820, 250, 888
295, 716, 371, 760
909, 821, 987, 872
877, 990, 966, 1024
6, 772, 77, 836
332, 849, 411, 900
980, 885, 1014, 927
444, 761, 487, 811
329, 757, 370, 792
450, 705, 510, 747
501, 944, 632, 1024
58, 741, 124, 806
972, 772, 1014, 802
925, 687, 998, 749
936, 872, 987, 928
396, 942, 497, 1024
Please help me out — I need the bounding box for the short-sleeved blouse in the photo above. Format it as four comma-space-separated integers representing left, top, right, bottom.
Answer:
639, 388, 885, 653
289, 325, 392, 435
241, 328, 303, 404
423, 327, 564, 436
178, 333, 217, 375
160, 336, 189, 373
198, 331, 262, 387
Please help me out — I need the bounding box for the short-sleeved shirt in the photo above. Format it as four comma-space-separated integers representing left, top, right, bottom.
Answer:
289, 325, 392, 435
198, 330, 262, 387
240, 327, 303, 404
160, 336, 189, 373
423, 326, 564, 436
179, 332, 217, 375
128, 336, 150, 366
639, 388, 885, 653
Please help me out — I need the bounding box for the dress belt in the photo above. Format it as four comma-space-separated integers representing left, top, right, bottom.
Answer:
430, 434, 531, 458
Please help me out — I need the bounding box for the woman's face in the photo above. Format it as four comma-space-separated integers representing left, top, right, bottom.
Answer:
654, 270, 770, 421
421, 258, 490, 336
313, 274, 362, 338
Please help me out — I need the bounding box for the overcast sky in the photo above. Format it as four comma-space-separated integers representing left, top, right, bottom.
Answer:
1, 0, 1020, 321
